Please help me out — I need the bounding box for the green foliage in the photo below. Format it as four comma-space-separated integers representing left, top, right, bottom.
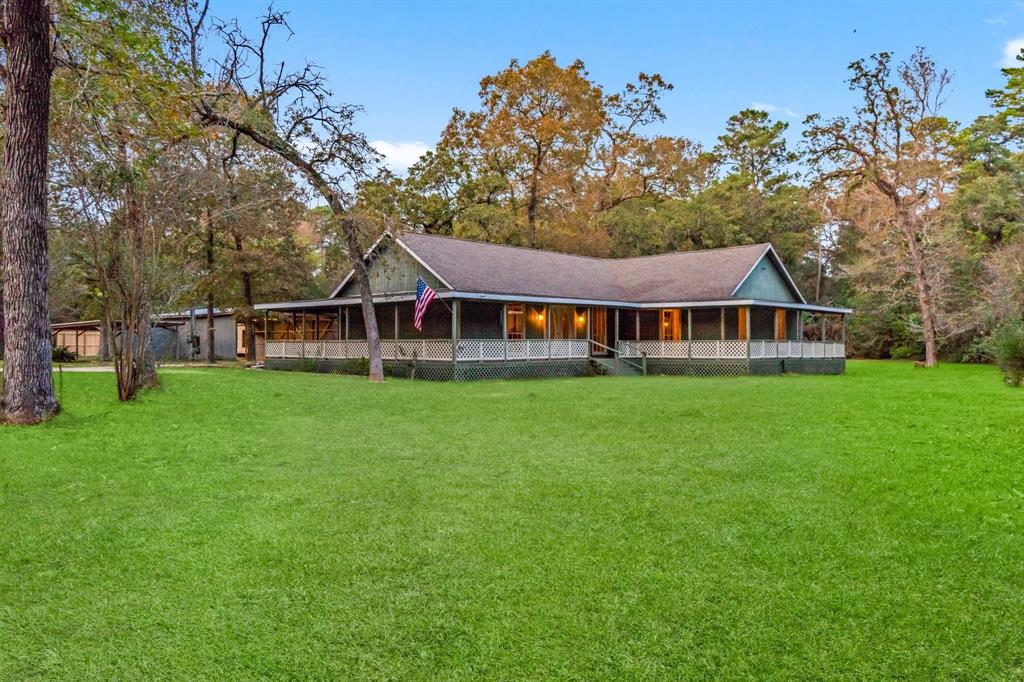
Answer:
714, 108, 797, 190
988, 316, 1024, 386
1, 364, 1022, 677
352, 356, 370, 376
51, 346, 77, 363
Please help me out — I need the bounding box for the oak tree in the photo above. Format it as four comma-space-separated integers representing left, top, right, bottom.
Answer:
0, 0, 59, 423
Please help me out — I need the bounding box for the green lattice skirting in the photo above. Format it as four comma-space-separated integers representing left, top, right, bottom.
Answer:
264, 358, 591, 381
264, 357, 844, 380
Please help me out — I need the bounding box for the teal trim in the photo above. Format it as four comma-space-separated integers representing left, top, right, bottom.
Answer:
733, 255, 797, 302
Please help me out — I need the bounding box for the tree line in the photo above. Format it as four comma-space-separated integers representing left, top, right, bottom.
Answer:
1, 0, 1021, 423
362, 48, 1023, 370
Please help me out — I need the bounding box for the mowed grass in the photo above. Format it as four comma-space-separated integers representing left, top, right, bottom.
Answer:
1, 362, 1022, 680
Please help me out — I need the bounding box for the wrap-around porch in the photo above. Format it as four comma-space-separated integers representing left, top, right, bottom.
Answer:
260, 299, 847, 366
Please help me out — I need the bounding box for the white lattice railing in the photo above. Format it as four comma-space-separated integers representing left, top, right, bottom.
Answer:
265, 338, 591, 362
456, 338, 588, 361
617, 340, 846, 359
266, 339, 454, 361
265, 339, 846, 362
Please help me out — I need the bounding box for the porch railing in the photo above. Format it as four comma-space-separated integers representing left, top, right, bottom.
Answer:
264, 338, 590, 361
264, 339, 846, 361
616, 340, 845, 359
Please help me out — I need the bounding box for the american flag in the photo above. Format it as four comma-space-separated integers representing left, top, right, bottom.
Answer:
414, 276, 437, 331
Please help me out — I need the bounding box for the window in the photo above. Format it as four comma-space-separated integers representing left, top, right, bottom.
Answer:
506, 304, 525, 339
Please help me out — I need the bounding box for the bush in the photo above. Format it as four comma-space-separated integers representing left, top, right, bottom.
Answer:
52, 345, 77, 363
960, 336, 993, 364
989, 317, 1024, 387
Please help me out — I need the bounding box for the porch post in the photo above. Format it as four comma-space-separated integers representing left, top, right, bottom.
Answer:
344, 307, 350, 359
745, 307, 751, 360
337, 307, 342, 340
300, 310, 306, 358
451, 299, 459, 365
821, 314, 827, 343
635, 310, 640, 341
502, 303, 507, 361
614, 308, 620, 372
720, 306, 725, 340
841, 314, 847, 344
546, 304, 551, 359
687, 308, 693, 359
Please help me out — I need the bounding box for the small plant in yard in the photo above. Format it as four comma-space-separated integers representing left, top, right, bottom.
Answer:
988, 317, 1024, 387
52, 346, 77, 363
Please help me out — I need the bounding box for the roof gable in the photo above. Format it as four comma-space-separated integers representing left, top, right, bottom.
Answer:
731, 248, 805, 303
330, 234, 448, 299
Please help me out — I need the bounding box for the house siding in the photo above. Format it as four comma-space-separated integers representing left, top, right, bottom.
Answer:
733, 255, 797, 302
189, 315, 238, 360
336, 244, 446, 298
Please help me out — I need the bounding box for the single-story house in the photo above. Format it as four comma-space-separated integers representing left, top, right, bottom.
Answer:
51, 318, 184, 360
255, 232, 851, 380
50, 309, 246, 361
52, 320, 105, 358
155, 309, 246, 361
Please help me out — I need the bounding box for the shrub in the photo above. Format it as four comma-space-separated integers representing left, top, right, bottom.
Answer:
890, 345, 916, 360
353, 356, 370, 376
989, 317, 1024, 387
960, 336, 993, 364
52, 345, 77, 363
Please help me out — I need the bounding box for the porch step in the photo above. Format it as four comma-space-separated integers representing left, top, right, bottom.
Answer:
591, 357, 642, 376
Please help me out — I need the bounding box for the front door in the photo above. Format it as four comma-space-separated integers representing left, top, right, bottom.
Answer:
591, 307, 608, 355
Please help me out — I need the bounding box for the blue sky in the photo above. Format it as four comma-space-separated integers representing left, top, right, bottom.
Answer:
213, 0, 1023, 172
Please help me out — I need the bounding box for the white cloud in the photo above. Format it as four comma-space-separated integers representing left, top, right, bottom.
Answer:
1000, 35, 1024, 67
750, 101, 801, 119
371, 140, 431, 173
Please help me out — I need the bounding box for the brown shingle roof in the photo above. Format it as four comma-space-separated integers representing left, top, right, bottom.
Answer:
397, 232, 787, 303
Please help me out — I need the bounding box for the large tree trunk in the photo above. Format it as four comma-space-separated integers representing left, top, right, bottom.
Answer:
902, 215, 938, 367
0, 283, 5, 358
1, 0, 59, 424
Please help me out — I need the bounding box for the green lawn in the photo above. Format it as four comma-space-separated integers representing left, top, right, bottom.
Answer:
1, 362, 1022, 679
